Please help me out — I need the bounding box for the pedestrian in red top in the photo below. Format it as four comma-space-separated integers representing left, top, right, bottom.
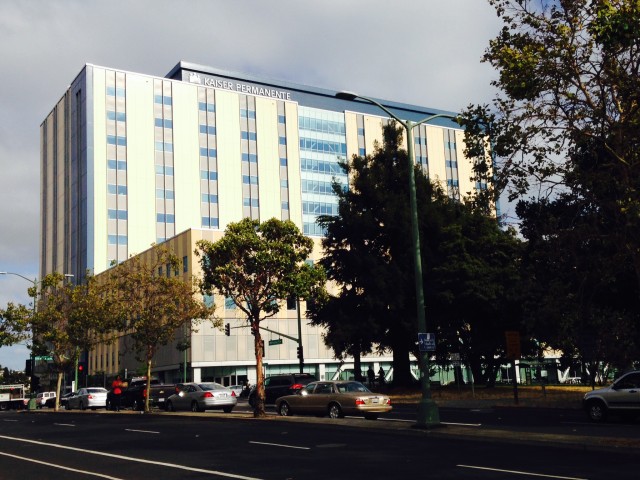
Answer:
111, 376, 123, 412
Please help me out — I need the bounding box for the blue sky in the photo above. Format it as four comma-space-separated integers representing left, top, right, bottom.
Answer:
0, 0, 503, 370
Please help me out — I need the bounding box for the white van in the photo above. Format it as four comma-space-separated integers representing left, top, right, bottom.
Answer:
36, 391, 56, 408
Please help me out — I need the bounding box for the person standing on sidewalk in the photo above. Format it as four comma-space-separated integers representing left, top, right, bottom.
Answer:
111, 376, 124, 411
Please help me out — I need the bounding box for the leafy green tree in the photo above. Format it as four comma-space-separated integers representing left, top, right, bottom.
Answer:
430, 203, 526, 385
197, 218, 327, 417
461, 0, 640, 367
108, 247, 216, 412
0, 302, 30, 347
31, 272, 117, 410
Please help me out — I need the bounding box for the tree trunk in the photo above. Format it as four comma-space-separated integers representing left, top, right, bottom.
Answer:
253, 325, 266, 418
353, 348, 363, 382
55, 371, 63, 412
145, 357, 152, 413
391, 342, 412, 388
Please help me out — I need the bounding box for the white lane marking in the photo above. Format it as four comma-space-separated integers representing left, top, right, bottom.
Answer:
0, 434, 263, 479
375, 417, 482, 427
54, 423, 76, 427
458, 464, 588, 479
3, 419, 19, 422
249, 441, 310, 450
0, 451, 123, 479
124, 428, 159, 434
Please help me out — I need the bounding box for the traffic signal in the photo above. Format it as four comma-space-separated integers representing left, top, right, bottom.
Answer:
78, 362, 86, 374
224, 323, 230, 336
296, 346, 304, 360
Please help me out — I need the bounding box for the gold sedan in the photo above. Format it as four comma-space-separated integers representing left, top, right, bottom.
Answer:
275, 381, 392, 420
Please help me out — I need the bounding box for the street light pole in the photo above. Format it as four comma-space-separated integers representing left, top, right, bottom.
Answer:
335, 92, 457, 428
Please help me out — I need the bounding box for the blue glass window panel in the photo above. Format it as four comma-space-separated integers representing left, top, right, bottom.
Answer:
108, 160, 126, 171
107, 111, 126, 122
116, 88, 125, 98
200, 171, 218, 181
203, 294, 214, 308
108, 184, 126, 195
446, 160, 458, 169
155, 118, 163, 128
201, 217, 210, 228
210, 218, 219, 228
279, 137, 287, 145
241, 131, 257, 141
241, 153, 257, 163
300, 158, 348, 176
166, 214, 175, 223
243, 198, 259, 207
108, 235, 117, 245
166, 190, 175, 200
280, 157, 287, 166
240, 109, 256, 119
199, 125, 217, 135
282, 201, 289, 210
299, 138, 347, 155
280, 180, 288, 188
199, 102, 216, 112
183, 256, 188, 273
278, 115, 286, 124
106, 86, 116, 96
118, 235, 128, 245
298, 117, 346, 135
225, 297, 236, 310
357, 128, 365, 136
359, 148, 366, 156
242, 175, 258, 185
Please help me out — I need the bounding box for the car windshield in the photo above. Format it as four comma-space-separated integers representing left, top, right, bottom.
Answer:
199, 383, 226, 391
337, 382, 370, 393
87, 388, 107, 393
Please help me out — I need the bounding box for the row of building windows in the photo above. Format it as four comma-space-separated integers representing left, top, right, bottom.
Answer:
240, 109, 256, 119
302, 201, 339, 216
154, 95, 173, 106
199, 125, 217, 135
107, 135, 127, 146
108, 160, 127, 171
201, 170, 218, 181
299, 138, 347, 155
201, 193, 219, 203
242, 153, 257, 163
201, 217, 220, 228
300, 158, 347, 176
200, 147, 217, 157
107, 209, 128, 220
155, 165, 174, 175
157, 213, 175, 223
242, 175, 258, 185
106, 86, 125, 97
241, 131, 257, 141
107, 111, 126, 122
155, 118, 173, 128
108, 184, 127, 195
198, 102, 216, 112
155, 142, 174, 152
302, 179, 342, 195
156, 189, 175, 200
298, 116, 346, 135
108, 235, 128, 245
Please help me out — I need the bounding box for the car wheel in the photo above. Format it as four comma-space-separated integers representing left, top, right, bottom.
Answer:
364, 413, 378, 420
587, 400, 607, 422
328, 403, 343, 419
80, 402, 86, 411
223, 406, 233, 413
165, 400, 174, 412
191, 401, 201, 412
278, 402, 292, 417
132, 399, 141, 411
106, 399, 111, 411
248, 395, 255, 408
65, 403, 70, 410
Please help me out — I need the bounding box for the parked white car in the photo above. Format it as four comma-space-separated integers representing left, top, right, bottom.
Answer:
36, 391, 56, 408
66, 387, 108, 410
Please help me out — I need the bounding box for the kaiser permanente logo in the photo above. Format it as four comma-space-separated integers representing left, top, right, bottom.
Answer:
188, 71, 292, 101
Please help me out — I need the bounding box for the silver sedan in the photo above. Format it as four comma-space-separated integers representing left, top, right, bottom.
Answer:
66, 387, 108, 410
165, 382, 237, 413
275, 381, 392, 420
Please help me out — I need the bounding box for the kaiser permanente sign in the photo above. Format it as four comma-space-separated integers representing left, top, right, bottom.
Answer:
188, 72, 292, 101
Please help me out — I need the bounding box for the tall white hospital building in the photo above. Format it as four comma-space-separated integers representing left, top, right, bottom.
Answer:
40, 61, 476, 386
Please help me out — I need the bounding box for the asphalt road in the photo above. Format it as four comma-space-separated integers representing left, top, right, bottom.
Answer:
2, 409, 640, 479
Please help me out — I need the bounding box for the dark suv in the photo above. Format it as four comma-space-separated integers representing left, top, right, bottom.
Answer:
248, 373, 316, 406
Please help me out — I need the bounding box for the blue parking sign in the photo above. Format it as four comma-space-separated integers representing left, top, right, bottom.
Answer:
418, 333, 436, 352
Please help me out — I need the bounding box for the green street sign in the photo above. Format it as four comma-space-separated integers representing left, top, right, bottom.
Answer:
268, 338, 283, 346
35, 356, 53, 361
